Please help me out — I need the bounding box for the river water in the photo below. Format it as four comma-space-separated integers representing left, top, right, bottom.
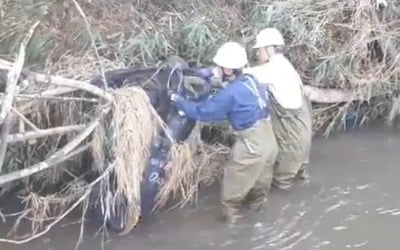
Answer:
1, 126, 400, 250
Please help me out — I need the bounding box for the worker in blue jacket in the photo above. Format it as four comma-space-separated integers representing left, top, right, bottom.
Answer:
170, 42, 278, 223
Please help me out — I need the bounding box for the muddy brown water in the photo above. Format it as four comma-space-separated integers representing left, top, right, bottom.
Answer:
1, 126, 400, 250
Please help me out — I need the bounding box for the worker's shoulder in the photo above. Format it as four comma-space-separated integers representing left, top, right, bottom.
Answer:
216, 79, 240, 94
272, 55, 298, 70
225, 76, 254, 95
228, 76, 248, 87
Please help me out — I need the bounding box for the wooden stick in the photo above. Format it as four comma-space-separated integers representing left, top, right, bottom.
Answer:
11, 107, 40, 132
0, 107, 110, 186
39, 87, 76, 96
72, 0, 108, 90
0, 22, 39, 124
1, 87, 83, 116
0, 58, 13, 70
17, 87, 78, 114
0, 59, 112, 102
387, 95, 400, 126
0, 115, 13, 173
0, 93, 99, 104
52, 143, 90, 166
0, 22, 40, 173
32, 74, 113, 102
14, 94, 99, 103
6, 124, 85, 143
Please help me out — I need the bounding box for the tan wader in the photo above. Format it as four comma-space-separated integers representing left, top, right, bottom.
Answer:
298, 93, 313, 176
268, 92, 312, 190
221, 118, 278, 222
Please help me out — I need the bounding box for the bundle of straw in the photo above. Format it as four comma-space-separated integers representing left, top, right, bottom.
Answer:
91, 85, 161, 231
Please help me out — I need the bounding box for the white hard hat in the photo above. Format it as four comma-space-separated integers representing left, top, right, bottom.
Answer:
213, 42, 248, 69
253, 28, 285, 48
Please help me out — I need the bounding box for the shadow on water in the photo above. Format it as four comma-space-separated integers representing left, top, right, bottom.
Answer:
1, 125, 400, 250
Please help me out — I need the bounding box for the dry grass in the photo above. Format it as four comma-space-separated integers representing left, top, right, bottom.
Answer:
91, 86, 161, 227
155, 124, 229, 210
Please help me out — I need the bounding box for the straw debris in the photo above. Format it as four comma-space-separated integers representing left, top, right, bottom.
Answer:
91, 86, 161, 231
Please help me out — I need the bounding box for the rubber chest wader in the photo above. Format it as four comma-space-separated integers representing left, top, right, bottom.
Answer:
221, 76, 278, 222
266, 86, 312, 190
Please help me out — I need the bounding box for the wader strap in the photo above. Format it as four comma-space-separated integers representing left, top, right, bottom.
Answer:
243, 75, 267, 110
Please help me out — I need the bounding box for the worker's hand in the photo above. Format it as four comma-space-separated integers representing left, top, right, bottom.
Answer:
196, 66, 222, 79
196, 68, 213, 79
170, 93, 184, 103
376, 0, 387, 9
210, 66, 223, 79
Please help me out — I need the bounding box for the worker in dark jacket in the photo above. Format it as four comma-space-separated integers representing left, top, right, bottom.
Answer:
170, 42, 278, 223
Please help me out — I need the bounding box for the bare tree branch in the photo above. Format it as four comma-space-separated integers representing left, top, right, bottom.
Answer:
6, 124, 86, 143
32, 73, 113, 102
0, 93, 99, 105
13, 94, 99, 103
0, 115, 13, 173
0, 21, 40, 173
0, 59, 113, 102
72, 0, 108, 90
0, 106, 109, 186
11, 107, 40, 132
0, 21, 39, 124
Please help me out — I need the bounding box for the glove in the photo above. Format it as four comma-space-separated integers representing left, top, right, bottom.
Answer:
195, 67, 223, 90
196, 68, 213, 79
170, 94, 186, 116
196, 67, 223, 80
170, 93, 185, 105
376, 0, 387, 9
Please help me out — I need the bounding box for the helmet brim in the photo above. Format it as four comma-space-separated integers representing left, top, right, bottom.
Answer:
213, 56, 247, 69
252, 43, 263, 49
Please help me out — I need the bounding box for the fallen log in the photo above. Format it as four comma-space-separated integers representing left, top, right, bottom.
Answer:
303, 85, 388, 104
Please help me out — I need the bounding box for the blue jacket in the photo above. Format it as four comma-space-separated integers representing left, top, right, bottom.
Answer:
173, 74, 269, 131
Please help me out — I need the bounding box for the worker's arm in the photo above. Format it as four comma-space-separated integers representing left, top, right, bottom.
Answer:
172, 88, 233, 122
